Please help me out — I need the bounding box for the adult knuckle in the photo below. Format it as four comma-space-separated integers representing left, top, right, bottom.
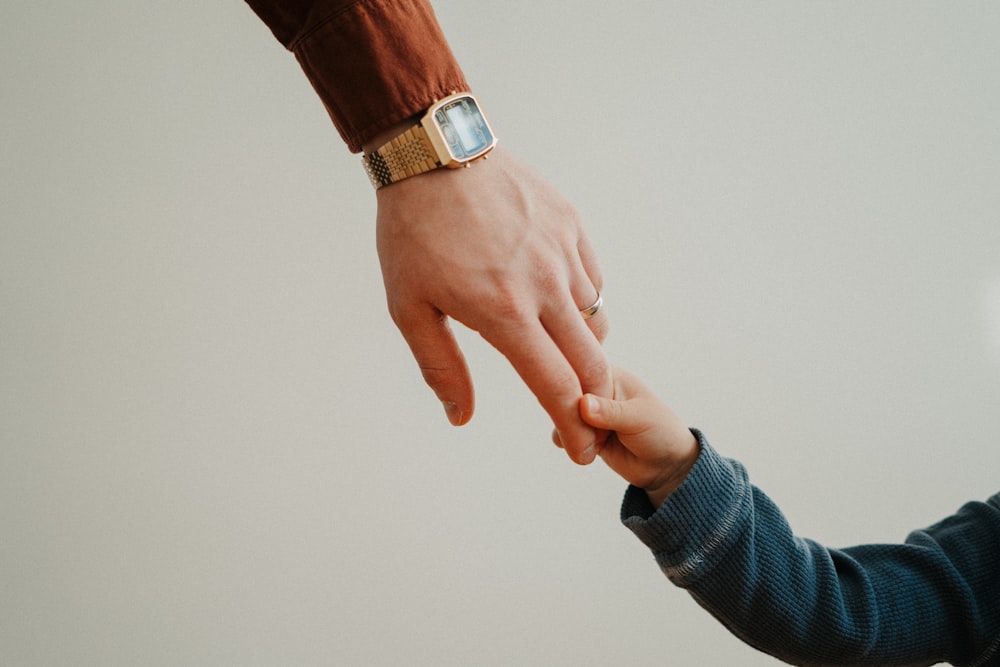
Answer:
553, 198, 582, 224
479, 283, 534, 331
536, 258, 568, 287
385, 297, 415, 328
578, 355, 612, 391
544, 367, 582, 403
418, 363, 458, 391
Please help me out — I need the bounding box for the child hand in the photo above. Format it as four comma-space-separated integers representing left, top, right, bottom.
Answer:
579, 367, 699, 508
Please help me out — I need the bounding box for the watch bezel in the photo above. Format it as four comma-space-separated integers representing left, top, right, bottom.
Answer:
423, 92, 497, 167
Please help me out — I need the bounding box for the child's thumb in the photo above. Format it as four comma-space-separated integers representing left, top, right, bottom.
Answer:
580, 393, 624, 430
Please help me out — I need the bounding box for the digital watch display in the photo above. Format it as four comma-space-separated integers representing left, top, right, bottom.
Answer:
434, 97, 493, 161
362, 92, 497, 189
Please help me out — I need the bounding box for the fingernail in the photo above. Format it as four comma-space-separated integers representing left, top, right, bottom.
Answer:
442, 402, 463, 426
580, 443, 597, 465
585, 395, 600, 415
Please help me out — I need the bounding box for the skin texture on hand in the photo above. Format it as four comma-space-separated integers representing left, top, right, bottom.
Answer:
579, 367, 699, 508
373, 146, 612, 464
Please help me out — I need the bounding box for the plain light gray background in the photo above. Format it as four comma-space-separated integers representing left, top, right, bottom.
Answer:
2, 2, 999, 665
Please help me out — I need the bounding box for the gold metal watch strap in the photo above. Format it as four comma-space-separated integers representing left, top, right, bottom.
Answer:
362, 125, 441, 190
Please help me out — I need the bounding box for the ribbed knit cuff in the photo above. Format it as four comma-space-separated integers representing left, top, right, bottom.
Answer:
621, 429, 753, 586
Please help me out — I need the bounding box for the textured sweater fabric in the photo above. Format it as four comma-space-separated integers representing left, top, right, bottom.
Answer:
622, 431, 1000, 666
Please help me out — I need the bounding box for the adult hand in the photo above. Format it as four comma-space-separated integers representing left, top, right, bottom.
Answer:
373, 146, 612, 464
579, 367, 699, 508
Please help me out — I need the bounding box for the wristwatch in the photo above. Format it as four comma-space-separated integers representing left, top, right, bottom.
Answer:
362, 92, 498, 190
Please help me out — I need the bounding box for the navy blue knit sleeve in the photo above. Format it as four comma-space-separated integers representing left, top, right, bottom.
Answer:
622, 431, 1000, 666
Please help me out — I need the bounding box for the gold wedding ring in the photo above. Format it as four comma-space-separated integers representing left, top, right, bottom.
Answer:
580, 293, 603, 319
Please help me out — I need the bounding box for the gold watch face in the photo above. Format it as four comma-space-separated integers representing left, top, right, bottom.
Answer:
362, 92, 498, 189
428, 94, 497, 163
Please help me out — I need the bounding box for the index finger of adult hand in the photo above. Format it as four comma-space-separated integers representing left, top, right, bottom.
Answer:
485, 320, 602, 465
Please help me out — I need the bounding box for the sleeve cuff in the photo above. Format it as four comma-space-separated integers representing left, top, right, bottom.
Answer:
621, 429, 754, 585
290, 0, 469, 152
